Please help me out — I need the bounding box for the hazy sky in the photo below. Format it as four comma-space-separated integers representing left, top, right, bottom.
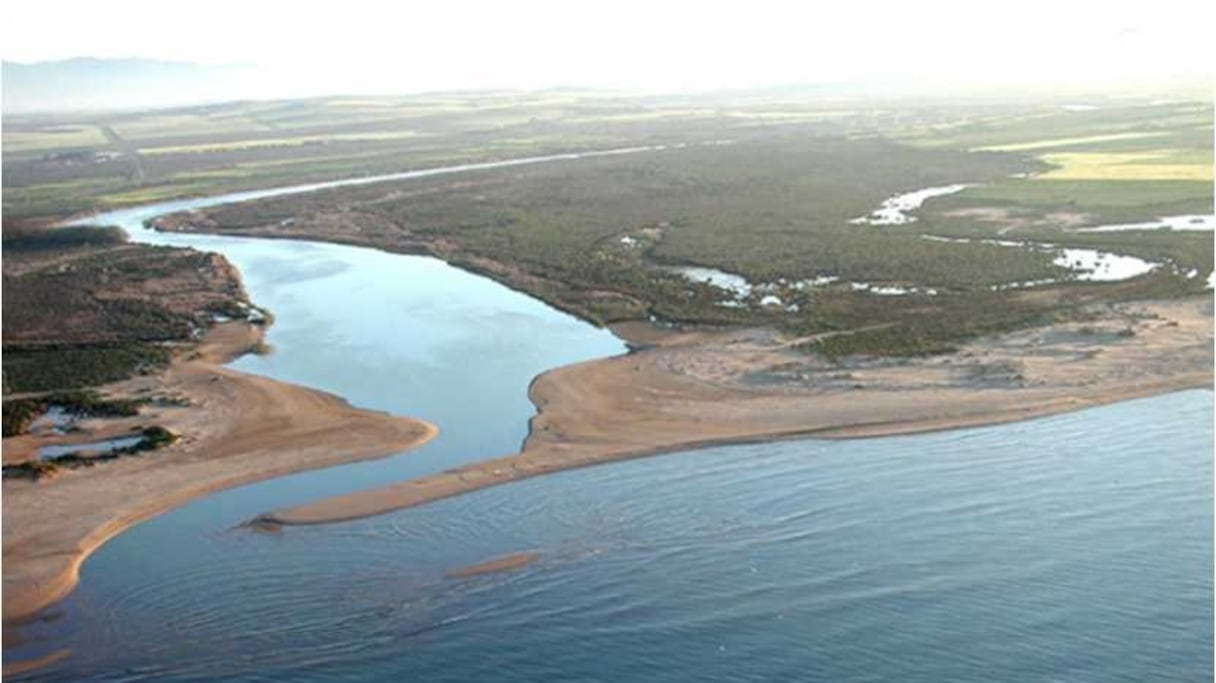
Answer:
3, 0, 1213, 93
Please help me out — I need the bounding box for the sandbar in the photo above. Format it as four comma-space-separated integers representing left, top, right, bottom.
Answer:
2, 322, 437, 624
256, 297, 1213, 527
445, 551, 541, 578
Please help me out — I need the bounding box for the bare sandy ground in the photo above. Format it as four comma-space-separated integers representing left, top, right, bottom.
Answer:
1, 323, 437, 625
259, 297, 1212, 527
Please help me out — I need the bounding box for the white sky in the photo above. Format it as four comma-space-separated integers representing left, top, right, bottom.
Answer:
3, 0, 1213, 93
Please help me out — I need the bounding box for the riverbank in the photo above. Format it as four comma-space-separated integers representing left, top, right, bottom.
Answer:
1, 322, 438, 626
257, 296, 1212, 526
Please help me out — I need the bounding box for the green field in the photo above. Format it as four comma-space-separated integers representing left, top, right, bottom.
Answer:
955, 179, 1211, 211
1, 125, 111, 154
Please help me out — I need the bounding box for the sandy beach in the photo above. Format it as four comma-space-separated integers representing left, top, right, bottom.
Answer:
257, 297, 1212, 527
1, 322, 437, 625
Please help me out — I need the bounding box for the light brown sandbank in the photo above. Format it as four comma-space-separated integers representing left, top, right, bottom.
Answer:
1, 648, 72, 677
258, 297, 1213, 527
1, 322, 437, 624
445, 551, 541, 578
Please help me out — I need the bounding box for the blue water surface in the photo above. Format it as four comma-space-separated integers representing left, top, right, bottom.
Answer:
8, 161, 1210, 682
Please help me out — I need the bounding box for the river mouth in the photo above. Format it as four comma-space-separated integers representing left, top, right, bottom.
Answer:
15, 392, 1213, 682
9, 154, 631, 671
7, 157, 1212, 681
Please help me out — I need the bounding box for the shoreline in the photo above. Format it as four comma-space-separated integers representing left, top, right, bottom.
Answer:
259, 380, 1210, 528
1, 322, 438, 626
5, 195, 1210, 672
257, 297, 1213, 527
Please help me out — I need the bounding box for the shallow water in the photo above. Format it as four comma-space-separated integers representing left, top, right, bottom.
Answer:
8, 158, 1212, 681
11, 154, 628, 667
921, 234, 1161, 287
1053, 247, 1158, 281
1077, 214, 1216, 233
668, 266, 753, 297
28, 407, 73, 435
850, 184, 970, 225
37, 436, 144, 460
18, 392, 1213, 683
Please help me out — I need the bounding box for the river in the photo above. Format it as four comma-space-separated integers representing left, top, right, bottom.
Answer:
7, 156, 1212, 681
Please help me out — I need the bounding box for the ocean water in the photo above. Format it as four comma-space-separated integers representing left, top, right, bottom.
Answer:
16, 392, 1213, 682
8, 163, 1211, 682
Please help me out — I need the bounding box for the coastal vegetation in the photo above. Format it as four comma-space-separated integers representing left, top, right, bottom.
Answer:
1, 222, 249, 394
5, 90, 1204, 222
1, 84, 1211, 669
2, 390, 142, 437
166, 95, 1210, 357
2, 425, 180, 480
2, 345, 173, 395
4, 91, 1212, 360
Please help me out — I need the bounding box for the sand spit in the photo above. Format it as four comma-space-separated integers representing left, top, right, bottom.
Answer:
445, 551, 541, 578
1, 323, 437, 624
257, 297, 1213, 528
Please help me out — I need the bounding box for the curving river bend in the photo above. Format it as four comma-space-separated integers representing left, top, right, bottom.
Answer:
8, 152, 1213, 681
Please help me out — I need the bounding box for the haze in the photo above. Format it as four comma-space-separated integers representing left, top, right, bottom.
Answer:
4, 0, 1213, 100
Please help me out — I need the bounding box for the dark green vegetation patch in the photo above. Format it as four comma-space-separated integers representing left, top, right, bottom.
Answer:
196, 124, 1210, 357
2, 390, 142, 437
5, 92, 1211, 360
2, 223, 249, 393
2, 345, 173, 395
2, 425, 180, 481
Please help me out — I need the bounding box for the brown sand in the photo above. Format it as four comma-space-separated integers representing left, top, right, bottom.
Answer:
1, 322, 437, 623
259, 297, 1212, 527
444, 551, 541, 578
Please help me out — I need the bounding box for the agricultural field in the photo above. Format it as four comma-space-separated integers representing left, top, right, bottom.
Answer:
4, 93, 743, 217
902, 100, 1213, 222
1, 124, 111, 155
0, 90, 1100, 217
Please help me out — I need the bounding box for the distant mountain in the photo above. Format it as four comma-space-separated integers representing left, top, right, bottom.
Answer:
1, 58, 263, 114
